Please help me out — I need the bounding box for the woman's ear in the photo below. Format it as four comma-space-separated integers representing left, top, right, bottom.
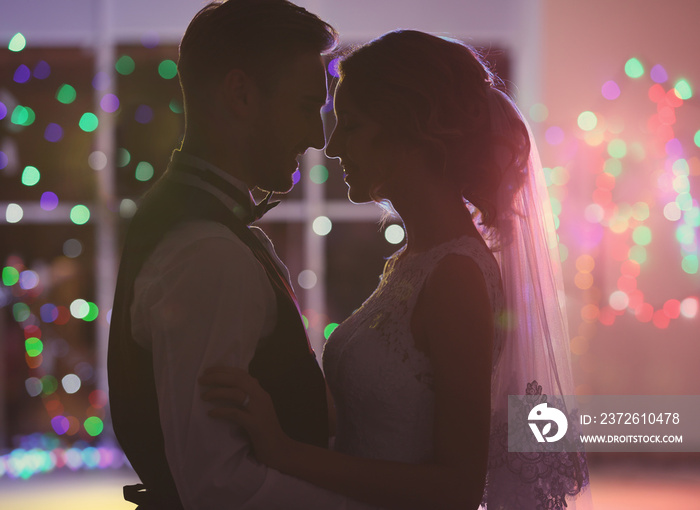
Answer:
222, 68, 260, 119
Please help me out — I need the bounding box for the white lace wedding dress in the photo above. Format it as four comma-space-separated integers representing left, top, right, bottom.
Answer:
323, 235, 503, 464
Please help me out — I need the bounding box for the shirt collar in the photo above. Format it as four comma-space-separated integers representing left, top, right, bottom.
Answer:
170, 150, 251, 194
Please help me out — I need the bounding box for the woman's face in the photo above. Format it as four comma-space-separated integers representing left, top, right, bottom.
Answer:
325, 80, 396, 203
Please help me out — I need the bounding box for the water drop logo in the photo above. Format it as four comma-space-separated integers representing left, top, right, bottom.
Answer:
528, 402, 568, 442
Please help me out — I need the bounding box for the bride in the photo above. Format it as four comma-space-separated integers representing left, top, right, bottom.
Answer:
200, 29, 590, 510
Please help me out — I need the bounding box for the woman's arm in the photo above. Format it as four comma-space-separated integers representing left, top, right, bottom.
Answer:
201, 254, 493, 510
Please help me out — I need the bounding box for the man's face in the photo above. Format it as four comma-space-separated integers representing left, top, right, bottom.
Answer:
247, 52, 328, 193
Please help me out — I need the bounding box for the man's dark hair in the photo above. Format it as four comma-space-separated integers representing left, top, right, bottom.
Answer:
178, 0, 338, 105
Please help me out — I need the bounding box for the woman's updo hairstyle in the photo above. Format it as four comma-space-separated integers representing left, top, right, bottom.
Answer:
338, 30, 530, 245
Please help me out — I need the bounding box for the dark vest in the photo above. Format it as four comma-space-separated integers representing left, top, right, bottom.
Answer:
108, 169, 328, 508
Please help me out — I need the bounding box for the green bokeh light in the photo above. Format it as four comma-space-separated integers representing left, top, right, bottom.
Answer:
682, 255, 699, 274
674, 79, 692, 100
25, 337, 43, 357
676, 225, 695, 245
84, 302, 99, 322
84, 417, 104, 437
9, 33, 27, 52
11, 105, 35, 126
676, 192, 693, 211
2, 266, 20, 286
301, 315, 309, 329
158, 60, 178, 79
169, 99, 183, 114
604, 159, 623, 177
695, 130, 700, 149
135, 161, 154, 182
21, 166, 40, 186
529, 103, 549, 123
607, 139, 627, 158
13, 302, 31, 322
632, 202, 650, 221
56, 84, 76, 104
117, 148, 131, 167
685, 207, 700, 227
79, 112, 99, 132
41, 375, 58, 395
673, 176, 690, 194
577, 111, 598, 131
70, 205, 90, 225
632, 226, 652, 246
672, 159, 689, 176
115, 55, 135, 75
309, 165, 329, 184
324, 323, 339, 340
624, 58, 644, 78
628, 245, 647, 264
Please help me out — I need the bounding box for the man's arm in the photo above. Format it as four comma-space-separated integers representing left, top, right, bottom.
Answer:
133, 222, 379, 509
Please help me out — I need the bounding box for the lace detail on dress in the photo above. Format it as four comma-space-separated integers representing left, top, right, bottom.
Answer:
323, 236, 503, 464
482, 380, 590, 509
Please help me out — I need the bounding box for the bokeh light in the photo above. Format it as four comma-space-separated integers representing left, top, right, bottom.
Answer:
624, 57, 644, 78
650, 64, 668, 83
61, 374, 81, 394
312, 216, 332, 236
44, 123, 64, 142
324, 323, 339, 340
79, 112, 99, 132
545, 126, 565, 145
33, 60, 51, 79
100, 93, 120, 113
89, 151, 108, 171
6, 203, 24, 223
385, 224, 405, 244
56, 84, 76, 104
298, 269, 317, 289
120, 199, 138, 218
328, 58, 340, 78
135, 161, 155, 181
63, 239, 83, 258
84, 417, 104, 437
11, 105, 36, 126
117, 148, 131, 167
674, 79, 692, 100
529, 103, 549, 122
135, 104, 154, 124
21, 166, 40, 186
14, 64, 31, 83
70, 205, 90, 225
8, 32, 27, 52
158, 59, 178, 79
309, 164, 329, 184
70, 299, 89, 319
2, 266, 20, 286
577, 111, 598, 131
115, 55, 135, 75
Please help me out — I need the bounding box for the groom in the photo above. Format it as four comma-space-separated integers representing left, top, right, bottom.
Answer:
108, 1, 373, 508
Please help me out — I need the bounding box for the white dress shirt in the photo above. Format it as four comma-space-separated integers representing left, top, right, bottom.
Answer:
130, 152, 378, 509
